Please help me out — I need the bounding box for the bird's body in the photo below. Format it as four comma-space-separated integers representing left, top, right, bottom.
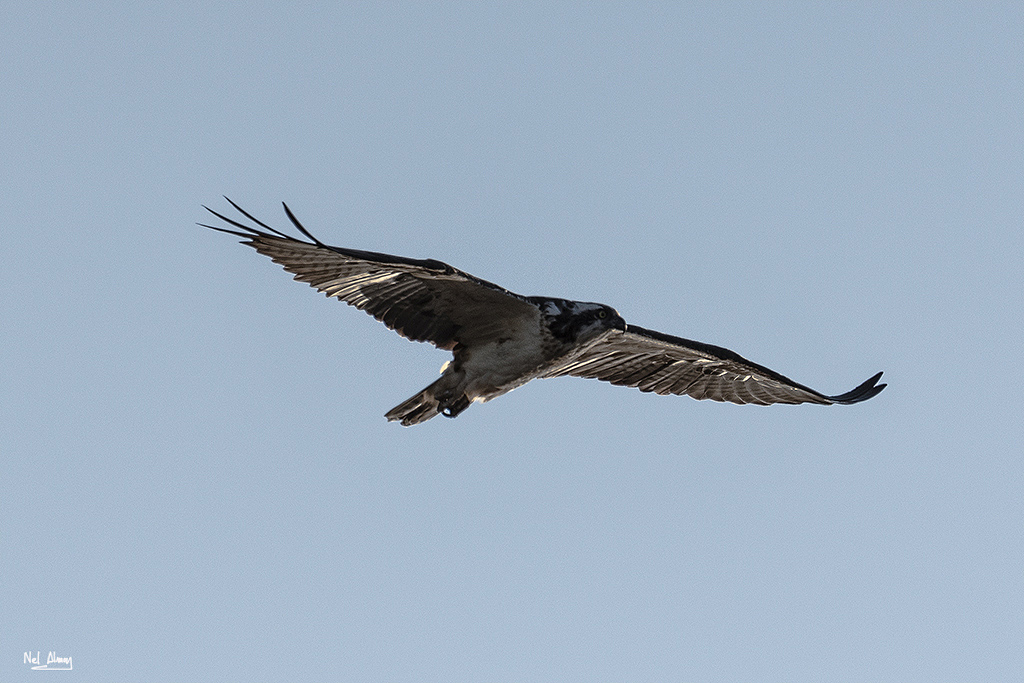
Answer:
202, 200, 885, 425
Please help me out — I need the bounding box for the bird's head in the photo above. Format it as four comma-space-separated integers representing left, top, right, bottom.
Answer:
539, 299, 626, 345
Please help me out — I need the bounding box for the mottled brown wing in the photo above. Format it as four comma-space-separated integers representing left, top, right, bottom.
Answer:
546, 324, 885, 405
201, 199, 539, 350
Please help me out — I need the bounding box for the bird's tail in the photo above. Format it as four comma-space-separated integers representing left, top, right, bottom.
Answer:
385, 384, 442, 426
385, 377, 472, 426
387, 368, 475, 428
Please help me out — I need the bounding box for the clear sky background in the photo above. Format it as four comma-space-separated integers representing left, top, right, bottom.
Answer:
3, 3, 1022, 681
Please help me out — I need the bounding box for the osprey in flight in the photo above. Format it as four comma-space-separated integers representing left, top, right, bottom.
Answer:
202, 200, 885, 426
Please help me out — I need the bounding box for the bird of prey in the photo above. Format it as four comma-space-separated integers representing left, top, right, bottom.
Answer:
202, 200, 885, 425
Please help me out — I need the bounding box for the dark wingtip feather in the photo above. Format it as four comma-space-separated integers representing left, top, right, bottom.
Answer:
282, 201, 324, 245
828, 371, 886, 404
201, 204, 265, 235
197, 220, 249, 239
200, 199, 320, 246
222, 197, 296, 240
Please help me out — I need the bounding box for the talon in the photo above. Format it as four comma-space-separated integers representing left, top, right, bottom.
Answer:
438, 394, 471, 419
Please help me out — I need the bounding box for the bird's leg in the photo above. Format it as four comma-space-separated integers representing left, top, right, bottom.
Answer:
432, 363, 470, 418
437, 393, 471, 419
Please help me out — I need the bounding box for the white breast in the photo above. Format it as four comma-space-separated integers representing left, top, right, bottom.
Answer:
459, 315, 550, 402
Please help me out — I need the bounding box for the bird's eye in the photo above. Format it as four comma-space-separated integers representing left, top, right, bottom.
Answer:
597, 310, 607, 319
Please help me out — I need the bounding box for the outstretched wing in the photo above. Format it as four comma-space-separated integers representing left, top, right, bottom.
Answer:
201, 199, 539, 350
546, 324, 885, 405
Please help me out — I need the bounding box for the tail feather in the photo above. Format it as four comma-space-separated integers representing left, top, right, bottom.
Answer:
385, 383, 442, 426
385, 375, 476, 426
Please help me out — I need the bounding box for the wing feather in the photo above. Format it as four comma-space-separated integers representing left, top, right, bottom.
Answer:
201, 200, 538, 349
547, 324, 885, 405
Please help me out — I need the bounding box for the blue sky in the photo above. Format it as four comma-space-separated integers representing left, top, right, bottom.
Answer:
3, 3, 1022, 681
